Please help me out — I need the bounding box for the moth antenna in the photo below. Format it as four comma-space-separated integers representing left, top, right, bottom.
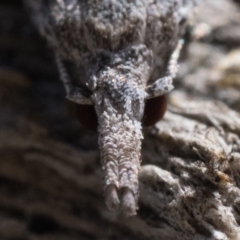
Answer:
146, 39, 184, 99
55, 53, 93, 105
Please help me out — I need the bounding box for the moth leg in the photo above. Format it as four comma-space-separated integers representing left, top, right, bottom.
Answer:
146, 39, 183, 99
55, 53, 93, 105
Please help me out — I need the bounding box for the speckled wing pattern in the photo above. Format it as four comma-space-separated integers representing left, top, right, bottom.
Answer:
25, 0, 200, 215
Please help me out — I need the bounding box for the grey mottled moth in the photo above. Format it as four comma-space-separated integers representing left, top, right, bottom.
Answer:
25, 0, 200, 215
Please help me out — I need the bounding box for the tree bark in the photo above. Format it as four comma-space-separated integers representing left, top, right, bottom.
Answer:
0, 0, 240, 239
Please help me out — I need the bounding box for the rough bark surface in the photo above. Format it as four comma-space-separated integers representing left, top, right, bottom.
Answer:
0, 0, 240, 239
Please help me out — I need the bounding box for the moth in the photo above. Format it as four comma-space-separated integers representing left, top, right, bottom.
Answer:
25, 0, 199, 215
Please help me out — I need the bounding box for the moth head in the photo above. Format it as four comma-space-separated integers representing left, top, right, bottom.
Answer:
95, 75, 146, 119
73, 94, 167, 131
